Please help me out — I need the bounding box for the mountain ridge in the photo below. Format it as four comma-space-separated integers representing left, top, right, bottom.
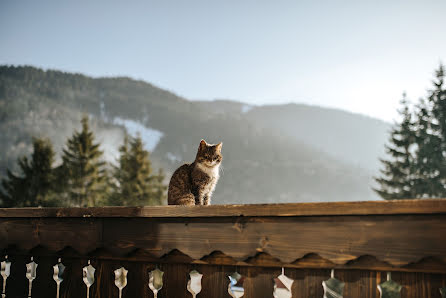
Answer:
0, 65, 387, 203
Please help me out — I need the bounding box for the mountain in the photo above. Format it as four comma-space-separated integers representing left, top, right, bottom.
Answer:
0, 65, 389, 204
197, 100, 390, 173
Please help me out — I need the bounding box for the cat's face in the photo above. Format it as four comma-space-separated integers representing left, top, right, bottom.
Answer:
196, 139, 222, 167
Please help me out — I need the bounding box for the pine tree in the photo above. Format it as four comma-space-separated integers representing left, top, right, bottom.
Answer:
429, 64, 446, 195
109, 134, 131, 205
61, 116, 108, 207
413, 64, 446, 197
110, 134, 167, 206
0, 138, 58, 207
374, 93, 417, 199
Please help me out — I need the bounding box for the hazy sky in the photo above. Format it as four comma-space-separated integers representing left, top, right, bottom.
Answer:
1, 0, 445, 122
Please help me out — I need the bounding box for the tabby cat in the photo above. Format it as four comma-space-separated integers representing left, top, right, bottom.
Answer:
168, 140, 222, 205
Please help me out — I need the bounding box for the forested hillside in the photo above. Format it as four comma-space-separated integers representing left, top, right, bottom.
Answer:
0, 65, 387, 203
197, 100, 390, 172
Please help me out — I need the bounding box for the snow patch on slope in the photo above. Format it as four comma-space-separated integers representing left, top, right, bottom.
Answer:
241, 104, 253, 113
96, 126, 123, 165
166, 152, 182, 163
113, 117, 163, 152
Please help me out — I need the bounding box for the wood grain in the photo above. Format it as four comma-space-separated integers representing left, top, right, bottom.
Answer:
0, 198, 445, 218
1, 200, 446, 297
1, 214, 446, 271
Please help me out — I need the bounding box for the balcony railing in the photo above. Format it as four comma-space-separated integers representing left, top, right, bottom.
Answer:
0, 199, 445, 297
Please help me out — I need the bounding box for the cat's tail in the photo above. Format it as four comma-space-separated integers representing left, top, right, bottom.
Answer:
168, 193, 195, 205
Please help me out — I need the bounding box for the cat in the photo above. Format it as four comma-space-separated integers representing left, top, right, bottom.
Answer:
168, 139, 222, 205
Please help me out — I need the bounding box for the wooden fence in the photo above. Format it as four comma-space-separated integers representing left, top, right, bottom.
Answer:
0, 199, 445, 297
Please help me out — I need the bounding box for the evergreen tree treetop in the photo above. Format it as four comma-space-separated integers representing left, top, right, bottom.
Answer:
425, 64, 446, 195
110, 133, 166, 206
61, 115, 107, 207
0, 137, 57, 207
375, 64, 446, 199
374, 93, 417, 199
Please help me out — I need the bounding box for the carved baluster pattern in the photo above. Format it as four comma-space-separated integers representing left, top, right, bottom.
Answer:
322, 269, 344, 298
1, 256, 11, 298
187, 270, 202, 298
273, 268, 294, 298
378, 272, 402, 298
440, 287, 446, 298
228, 272, 245, 298
25, 257, 38, 298
114, 267, 128, 298
53, 258, 65, 298
148, 268, 163, 298
82, 260, 95, 298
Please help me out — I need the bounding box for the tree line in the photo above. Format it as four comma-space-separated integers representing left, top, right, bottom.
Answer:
0, 116, 167, 207
375, 64, 446, 199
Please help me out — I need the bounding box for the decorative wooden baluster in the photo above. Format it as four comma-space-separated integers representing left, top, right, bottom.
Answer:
82, 260, 95, 298
114, 267, 128, 298
1, 256, 11, 298
53, 258, 65, 298
322, 269, 344, 298
148, 268, 163, 298
187, 270, 202, 298
378, 272, 402, 298
25, 257, 38, 298
440, 287, 446, 298
228, 272, 245, 298
273, 268, 294, 298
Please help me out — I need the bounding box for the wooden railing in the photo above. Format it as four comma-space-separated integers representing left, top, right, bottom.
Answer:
0, 199, 445, 297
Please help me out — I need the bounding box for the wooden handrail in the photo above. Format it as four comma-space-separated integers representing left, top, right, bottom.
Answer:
0, 199, 445, 218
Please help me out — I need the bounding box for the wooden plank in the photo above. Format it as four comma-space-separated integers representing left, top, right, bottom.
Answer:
0, 199, 445, 218
2, 214, 446, 271
0, 218, 102, 254
100, 215, 446, 267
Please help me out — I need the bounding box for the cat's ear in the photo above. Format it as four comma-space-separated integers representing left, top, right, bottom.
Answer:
199, 139, 207, 150
215, 142, 222, 152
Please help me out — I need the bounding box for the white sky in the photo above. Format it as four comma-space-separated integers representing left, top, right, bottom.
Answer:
1, 0, 445, 122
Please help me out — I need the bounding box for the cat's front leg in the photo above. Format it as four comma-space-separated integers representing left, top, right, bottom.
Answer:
203, 194, 211, 205
195, 191, 205, 205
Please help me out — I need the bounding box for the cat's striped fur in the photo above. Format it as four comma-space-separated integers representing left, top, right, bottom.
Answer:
168, 140, 222, 205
